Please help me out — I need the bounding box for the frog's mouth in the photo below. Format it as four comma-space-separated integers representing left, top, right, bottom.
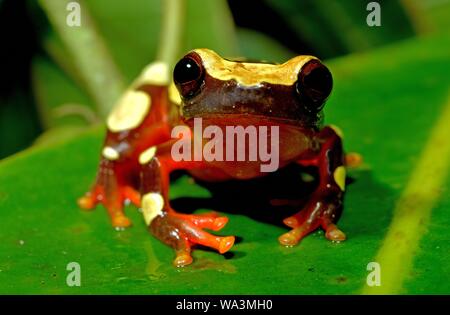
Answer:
181, 112, 323, 131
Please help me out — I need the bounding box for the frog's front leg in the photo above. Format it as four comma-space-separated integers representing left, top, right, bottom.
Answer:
279, 126, 347, 246
77, 120, 171, 228
139, 145, 235, 267
77, 69, 173, 228
77, 154, 140, 228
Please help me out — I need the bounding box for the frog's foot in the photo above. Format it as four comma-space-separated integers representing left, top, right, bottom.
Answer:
345, 152, 363, 168
77, 185, 140, 229
150, 211, 235, 267
278, 195, 346, 246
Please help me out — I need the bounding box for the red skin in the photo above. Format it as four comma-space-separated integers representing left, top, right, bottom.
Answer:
78, 83, 350, 267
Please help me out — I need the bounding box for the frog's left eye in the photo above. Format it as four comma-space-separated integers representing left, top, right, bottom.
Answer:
173, 55, 205, 98
296, 60, 333, 110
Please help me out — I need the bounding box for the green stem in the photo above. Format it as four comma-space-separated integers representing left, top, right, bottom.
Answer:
156, 0, 185, 68
38, 0, 125, 118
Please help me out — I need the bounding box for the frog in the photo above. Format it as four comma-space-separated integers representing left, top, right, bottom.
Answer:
78, 48, 352, 267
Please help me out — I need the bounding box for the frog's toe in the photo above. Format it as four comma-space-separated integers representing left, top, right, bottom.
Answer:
173, 250, 194, 267
282, 216, 300, 229
150, 213, 235, 266
322, 222, 346, 242
183, 221, 235, 254
282, 210, 309, 229
345, 152, 363, 168
176, 212, 229, 231
279, 215, 346, 246
278, 223, 319, 246
112, 215, 132, 229
78, 184, 141, 228
77, 185, 105, 210
77, 193, 97, 210
170, 234, 234, 266
219, 236, 235, 254
278, 231, 299, 247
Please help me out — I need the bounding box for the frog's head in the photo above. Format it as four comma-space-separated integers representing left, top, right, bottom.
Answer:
171, 49, 332, 129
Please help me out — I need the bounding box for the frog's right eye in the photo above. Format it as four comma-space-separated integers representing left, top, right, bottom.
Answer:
173, 55, 204, 98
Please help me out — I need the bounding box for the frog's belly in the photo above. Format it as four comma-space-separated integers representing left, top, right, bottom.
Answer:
188, 126, 314, 181
188, 161, 280, 181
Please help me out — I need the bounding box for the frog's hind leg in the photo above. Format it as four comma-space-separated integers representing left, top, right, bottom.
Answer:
279, 126, 347, 246
140, 149, 235, 267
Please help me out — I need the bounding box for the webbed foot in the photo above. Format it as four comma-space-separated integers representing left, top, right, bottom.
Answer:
278, 193, 346, 246
149, 211, 235, 267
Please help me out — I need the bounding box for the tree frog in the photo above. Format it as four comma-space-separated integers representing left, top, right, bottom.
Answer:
78, 49, 350, 267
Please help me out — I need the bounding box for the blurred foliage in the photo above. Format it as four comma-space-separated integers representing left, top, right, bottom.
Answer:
1, 0, 450, 158
265, 0, 416, 57
0, 0, 42, 158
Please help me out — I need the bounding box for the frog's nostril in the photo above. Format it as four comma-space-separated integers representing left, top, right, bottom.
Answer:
296, 60, 333, 110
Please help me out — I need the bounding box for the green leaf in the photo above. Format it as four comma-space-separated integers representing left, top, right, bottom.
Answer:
0, 34, 449, 294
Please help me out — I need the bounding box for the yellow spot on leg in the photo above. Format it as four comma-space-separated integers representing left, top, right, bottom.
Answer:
102, 146, 119, 160
142, 193, 164, 225
168, 82, 182, 106
333, 166, 346, 191
139, 61, 169, 86
107, 90, 151, 132
139, 146, 157, 165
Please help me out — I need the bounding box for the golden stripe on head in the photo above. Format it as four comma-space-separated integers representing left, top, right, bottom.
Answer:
168, 81, 182, 106
193, 48, 317, 87
138, 61, 170, 86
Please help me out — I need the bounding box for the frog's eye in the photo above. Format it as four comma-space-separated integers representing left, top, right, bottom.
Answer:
173, 55, 204, 98
296, 60, 333, 110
